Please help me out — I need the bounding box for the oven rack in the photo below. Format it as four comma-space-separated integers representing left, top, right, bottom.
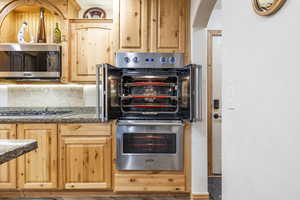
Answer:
121, 95, 177, 99
122, 104, 177, 108
124, 82, 175, 87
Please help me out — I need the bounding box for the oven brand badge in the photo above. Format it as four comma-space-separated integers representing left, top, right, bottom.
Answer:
145, 159, 155, 163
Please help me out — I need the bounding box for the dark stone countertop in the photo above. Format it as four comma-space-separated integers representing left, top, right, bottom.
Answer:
0, 107, 102, 123
0, 139, 38, 165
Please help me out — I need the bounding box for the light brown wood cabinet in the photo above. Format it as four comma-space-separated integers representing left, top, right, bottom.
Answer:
0, 122, 189, 193
17, 124, 58, 189
114, 0, 148, 52
69, 20, 113, 82
59, 123, 111, 136
114, 0, 188, 53
59, 124, 112, 190
0, 124, 17, 189
114, 174, 185, 192
150, 0, 187, 53
0, 123, 112, 191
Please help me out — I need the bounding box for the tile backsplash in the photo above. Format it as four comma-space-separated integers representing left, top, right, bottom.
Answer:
0, 85, 97, 107
0, 86, 8, 107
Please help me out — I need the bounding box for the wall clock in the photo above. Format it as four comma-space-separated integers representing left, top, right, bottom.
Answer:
252, 0, 286, 16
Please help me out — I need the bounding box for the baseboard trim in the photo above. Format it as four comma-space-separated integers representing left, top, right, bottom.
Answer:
0, 191, 190, 198
191, 193, 210, 200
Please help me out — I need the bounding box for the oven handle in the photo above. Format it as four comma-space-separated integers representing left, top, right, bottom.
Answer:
117, 121, 184, 126
192, 64, 202, 122
96, 64, 106, 122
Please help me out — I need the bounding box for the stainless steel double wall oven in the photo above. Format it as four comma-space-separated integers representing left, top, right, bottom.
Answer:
97, 52, 201, 171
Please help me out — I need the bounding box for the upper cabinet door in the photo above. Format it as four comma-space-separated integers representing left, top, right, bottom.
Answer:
150, 0, 187, 53
0, 124, 17, 190
114, 0, 148, 52
17, 124, 58, 189
70, 21, 112, 82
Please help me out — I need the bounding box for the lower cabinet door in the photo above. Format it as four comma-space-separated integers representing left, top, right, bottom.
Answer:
0, 124, 17, 189
17, 124, 58, 189
60, 137, 111, 189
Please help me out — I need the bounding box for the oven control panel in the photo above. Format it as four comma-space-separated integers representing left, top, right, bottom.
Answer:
116, 52, 184, 68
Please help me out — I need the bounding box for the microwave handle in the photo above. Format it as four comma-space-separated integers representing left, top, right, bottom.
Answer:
191, 65, 202, 122
96, 64, 106, 122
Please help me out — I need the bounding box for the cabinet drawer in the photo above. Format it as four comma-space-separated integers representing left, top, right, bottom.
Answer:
59, 123, 111, 136
114, 174, 185, 192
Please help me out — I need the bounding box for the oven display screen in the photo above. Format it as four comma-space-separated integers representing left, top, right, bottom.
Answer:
123, 133, 176, 154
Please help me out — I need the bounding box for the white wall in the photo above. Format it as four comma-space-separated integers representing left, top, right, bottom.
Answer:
191, 0, 202, 26
222, 1, 300, 200
190, 0, 222, 195
207, 7, 222, 29
191, 26, 208, 195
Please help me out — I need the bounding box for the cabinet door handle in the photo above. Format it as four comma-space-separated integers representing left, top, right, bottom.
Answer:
129, 178, 136, 182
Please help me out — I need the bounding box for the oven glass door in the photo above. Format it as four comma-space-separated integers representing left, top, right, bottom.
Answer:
100, 64, 123, 121
116, 120, 184, 171
123, 133, 176, 154
176, 65, 202, 122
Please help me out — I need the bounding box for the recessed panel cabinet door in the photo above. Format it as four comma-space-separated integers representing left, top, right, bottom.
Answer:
150, 0, 186, 53
0, 124, 17, 189
60, 137, 111, 189
70, 22, 112, 82
114, 0, 148, 52
17, 124, 58, 189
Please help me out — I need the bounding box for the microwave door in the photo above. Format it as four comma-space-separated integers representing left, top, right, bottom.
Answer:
0, 45, 61, 79
97, 64, 122, 122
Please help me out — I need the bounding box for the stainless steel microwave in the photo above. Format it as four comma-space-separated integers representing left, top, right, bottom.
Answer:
0, 44, 61, 80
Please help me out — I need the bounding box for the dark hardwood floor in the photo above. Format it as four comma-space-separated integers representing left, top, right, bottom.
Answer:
208, 176, 222, 200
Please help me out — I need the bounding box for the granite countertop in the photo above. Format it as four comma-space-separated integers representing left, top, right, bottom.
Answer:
0, 139, 38, 165
0, 107, 102, 123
